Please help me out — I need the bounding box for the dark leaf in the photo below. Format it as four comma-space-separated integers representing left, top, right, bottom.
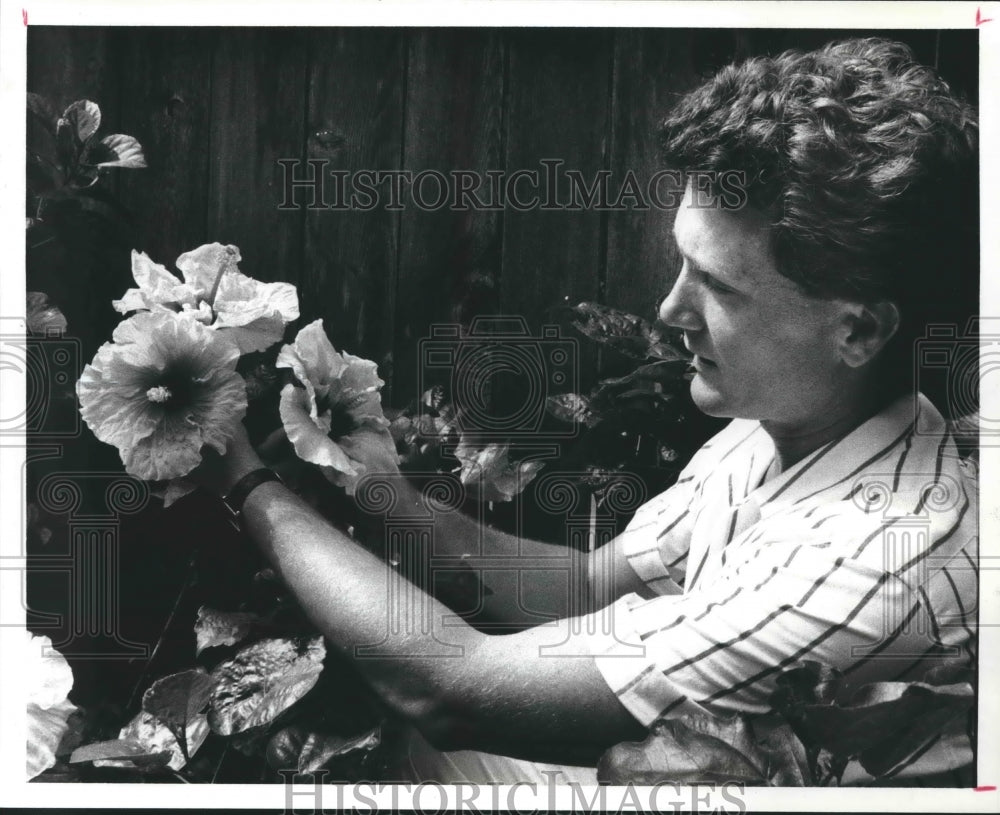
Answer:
244, 362, 279, 402
546, 393, 602, 427
771, 662, 974, 780
453, 441, 545, 503
60, 100, 101, 143
568, 302, 690, 361
597, 713, 771, 786
194, 606, 260, 655
772, 661, 843, 709
69, 737, 172, 768
298, 727, 381, 774
754, 721, 811, 787
208, 636, 326, 736
91, 133, 147, 169
266, 726, 307, 770
26, 292, 67, 336
854, 682, 973, 778
26, 92, 58, 133
922, 660, 975, 687
142, 669, 217, 761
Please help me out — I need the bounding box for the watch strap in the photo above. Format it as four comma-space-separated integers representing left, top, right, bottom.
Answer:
222, 467, 282, 529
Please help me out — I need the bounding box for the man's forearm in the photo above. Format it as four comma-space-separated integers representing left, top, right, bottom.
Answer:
383, 478, 616, 624
241, 480, 478, 720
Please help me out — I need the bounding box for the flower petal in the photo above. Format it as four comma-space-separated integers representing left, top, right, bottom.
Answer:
175, 243, 241, 301
26, 632, 74, 709
79, 312, 247, 482
27, 699, 78, 780
276, 319, 346, 401
26, 632, 78, 780
218, 314, 287, 355
280, 384, 357, 476
334, 424, 400, 495
214, 274, 299, 327
113, 250, 198, 314
156, 478, 199, 508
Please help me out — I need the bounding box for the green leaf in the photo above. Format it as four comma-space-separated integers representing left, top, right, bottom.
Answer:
568, 302, 690, 361
597, 713, 773, 785
60, 100, 101, 143
194, 606, 260, 655
208, 636, 326, 736
91, 133, 147, 168
141, 669, 217, 761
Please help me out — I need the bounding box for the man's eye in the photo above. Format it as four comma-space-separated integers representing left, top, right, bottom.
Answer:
702, 274, 733, 294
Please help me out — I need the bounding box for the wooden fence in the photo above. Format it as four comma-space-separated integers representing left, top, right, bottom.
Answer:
28, 26, 976, 406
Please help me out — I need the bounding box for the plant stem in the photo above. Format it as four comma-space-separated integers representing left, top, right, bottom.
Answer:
126, 552, 199, 711
210, 742, 230, 784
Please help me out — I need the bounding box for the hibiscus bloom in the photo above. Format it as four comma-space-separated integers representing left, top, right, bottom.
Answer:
26, 632, 79, 780
77, 311, 248, 482
113, 243, 299, 354
277, 320, 398, 494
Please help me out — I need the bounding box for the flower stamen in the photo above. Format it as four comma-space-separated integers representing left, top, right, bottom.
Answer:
146, 385, 173, 404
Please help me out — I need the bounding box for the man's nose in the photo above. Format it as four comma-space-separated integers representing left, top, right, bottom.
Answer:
658, 272, 702, 332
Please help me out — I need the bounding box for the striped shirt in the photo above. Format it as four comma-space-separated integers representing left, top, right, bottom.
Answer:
589, 392, 978, 783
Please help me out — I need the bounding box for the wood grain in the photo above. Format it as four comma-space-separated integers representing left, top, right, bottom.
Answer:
207, 29, 309, 287
301, 29, 405, 385
392, 29, 506, 407
116, 28, 217, 265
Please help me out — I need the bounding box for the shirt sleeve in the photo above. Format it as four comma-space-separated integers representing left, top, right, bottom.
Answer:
586, 520, 929, 726
617, 419, 760, 594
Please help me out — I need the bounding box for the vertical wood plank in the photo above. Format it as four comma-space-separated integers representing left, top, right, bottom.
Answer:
117, 28, 216, 266
392, 29, 506, 407
27, 26, 120, 122
501, 30, 612, 393
301, 29, 405, 382
207, 29, 308, 286
605, 30, 698, 328
26, 27, 124, 355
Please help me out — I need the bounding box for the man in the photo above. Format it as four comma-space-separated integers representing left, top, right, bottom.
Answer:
196, 38, 978, 784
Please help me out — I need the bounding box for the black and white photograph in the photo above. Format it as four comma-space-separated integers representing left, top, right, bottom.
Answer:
3, 1, 997, 811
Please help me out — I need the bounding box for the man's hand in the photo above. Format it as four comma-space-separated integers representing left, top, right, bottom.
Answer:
189, 422, 266, 497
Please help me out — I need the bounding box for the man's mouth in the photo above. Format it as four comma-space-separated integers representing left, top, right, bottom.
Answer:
691, 354, 717, 371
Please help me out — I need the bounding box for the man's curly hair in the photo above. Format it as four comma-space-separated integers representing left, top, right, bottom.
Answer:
661, 38, 978, 401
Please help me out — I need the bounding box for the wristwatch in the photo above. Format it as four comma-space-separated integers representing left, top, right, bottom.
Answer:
221, 467, 282, 531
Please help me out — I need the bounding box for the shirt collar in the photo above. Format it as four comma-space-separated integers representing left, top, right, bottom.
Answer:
747, 392, 942, 516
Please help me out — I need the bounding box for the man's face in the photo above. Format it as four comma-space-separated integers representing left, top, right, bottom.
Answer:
660, 185, 850, 428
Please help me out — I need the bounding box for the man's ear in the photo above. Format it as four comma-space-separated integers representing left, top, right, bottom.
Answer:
838, 300, 901, 368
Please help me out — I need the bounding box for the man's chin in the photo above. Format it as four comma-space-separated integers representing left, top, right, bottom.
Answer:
689, 374, 736, 418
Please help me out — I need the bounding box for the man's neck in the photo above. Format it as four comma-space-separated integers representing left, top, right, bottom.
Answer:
760, 387, 893, 475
